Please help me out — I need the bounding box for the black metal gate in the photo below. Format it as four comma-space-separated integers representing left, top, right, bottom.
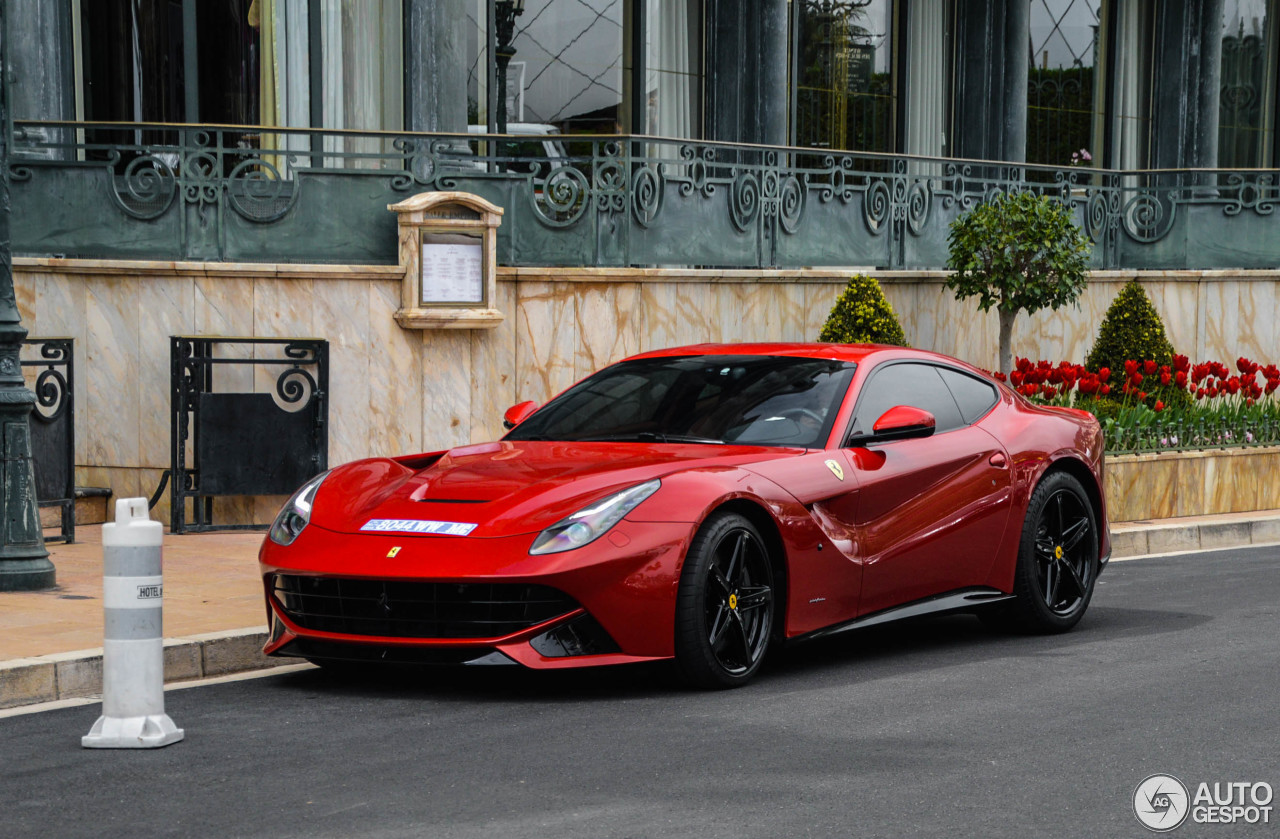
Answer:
22, 338, 75, 543
170, 336, 328, 534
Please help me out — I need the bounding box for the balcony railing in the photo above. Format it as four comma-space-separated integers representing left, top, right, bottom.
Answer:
10, 120, 1280, 270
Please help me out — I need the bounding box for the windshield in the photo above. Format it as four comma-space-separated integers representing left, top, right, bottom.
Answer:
505, 355, 856, 448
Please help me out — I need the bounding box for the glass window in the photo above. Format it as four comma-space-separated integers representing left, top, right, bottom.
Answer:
936, 367, 999, 424
847, 362, 964, 441
1027, 0, 1104, 169
791, 0, 896, 152
507, 0, 624, 133
1220, 0, 1275, 168
506, 356, 857, 449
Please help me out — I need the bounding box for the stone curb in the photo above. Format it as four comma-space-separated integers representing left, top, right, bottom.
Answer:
0, 626, 290, 711
1109, 512, 1280, 559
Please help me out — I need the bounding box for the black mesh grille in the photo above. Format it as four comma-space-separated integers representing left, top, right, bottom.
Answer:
272, 575, 579, 639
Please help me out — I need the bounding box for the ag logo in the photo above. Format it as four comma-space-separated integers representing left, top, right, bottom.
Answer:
1134, 774, 1190, 832
824, 459, 844, 481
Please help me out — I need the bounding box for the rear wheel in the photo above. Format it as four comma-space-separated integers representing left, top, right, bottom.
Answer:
1002, 471, 1099, 633
674, 512, 775, 689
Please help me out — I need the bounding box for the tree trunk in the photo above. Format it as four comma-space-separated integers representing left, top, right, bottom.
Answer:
998, 307, 1018, 376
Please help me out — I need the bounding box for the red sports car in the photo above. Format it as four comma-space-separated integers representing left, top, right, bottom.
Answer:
260, 343, 1109, 688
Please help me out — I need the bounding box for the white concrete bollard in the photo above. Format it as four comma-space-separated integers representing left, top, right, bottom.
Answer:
82, 498, 184, 749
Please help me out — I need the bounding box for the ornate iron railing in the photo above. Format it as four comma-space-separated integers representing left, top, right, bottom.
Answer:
1105, 415, 1280, 455
9, 120, 1280, 269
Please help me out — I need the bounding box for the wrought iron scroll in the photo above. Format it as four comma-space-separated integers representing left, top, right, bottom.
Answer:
10, 120, 1280, 270
170, 337, 328, 534
22, 338, 75, 543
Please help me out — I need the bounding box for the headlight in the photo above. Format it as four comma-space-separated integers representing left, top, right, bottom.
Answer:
268, 470, 330, 547
529, 479, 661, 555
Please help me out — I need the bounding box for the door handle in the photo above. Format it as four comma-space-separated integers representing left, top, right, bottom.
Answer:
988, 452, 1008, 468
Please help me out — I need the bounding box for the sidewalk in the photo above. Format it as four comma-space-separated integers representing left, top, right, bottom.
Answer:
3, 510, 1279, 710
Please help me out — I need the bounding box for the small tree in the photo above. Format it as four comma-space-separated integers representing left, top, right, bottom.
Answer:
945, 191, 1092, 376
818, 274, 909, 346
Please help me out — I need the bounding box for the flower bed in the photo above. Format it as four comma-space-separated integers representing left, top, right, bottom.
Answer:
992, 355, 1280, 455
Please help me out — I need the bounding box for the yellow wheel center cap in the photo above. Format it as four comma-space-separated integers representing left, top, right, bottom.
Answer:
1054, 545, 1064, 560
728, 593, 738, 610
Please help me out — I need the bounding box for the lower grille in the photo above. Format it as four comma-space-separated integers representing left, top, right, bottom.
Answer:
272, 575, 579, 639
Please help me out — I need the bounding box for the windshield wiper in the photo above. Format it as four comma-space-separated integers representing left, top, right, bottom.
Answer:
573, 432, 725, 445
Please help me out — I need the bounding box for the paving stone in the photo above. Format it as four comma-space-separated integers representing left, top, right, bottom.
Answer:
0, 659, 57, 709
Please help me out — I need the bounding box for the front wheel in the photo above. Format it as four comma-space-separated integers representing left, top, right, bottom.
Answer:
674, 512, 776, 689
1003, 471, 1099, 633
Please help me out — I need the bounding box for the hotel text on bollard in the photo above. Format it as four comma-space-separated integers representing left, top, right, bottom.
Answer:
82, 498, 184, 749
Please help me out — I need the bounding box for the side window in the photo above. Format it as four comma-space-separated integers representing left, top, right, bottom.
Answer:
847, 362, 965, 441
937, 367, 999, 424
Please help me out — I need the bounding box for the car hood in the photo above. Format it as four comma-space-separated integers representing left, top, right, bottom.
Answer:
309, 440, 798, 537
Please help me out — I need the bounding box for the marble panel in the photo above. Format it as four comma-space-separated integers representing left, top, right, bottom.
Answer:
85, 277, 140, 467
576, 283, 642, 378
1130, 456, 1178, 520
252, 278, 317, 399
879, 282, 916, 346
315, 280, 372, 467
1103, 459, 1143, 522
776, 283, 807, 343
471, 280, 518, 444
1260, 453, 1280, 508
515, 281, 577, 404
194, 276, 256, 393
1172, 455, 1206, 519
1235, 280, 1276, 364
138, 277, 195, 468
421, 330, 473, 452
368, 280, 422, 458
27, 272, 89, 462
1201, 281, 1240, 366
803, 283, 847, 341
638, 282, 713, 352
14, 270, 35, 324
714, 282, 751, 343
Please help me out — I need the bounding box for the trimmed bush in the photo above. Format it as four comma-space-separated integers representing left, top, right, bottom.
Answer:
1085, 281, 1176, 373
818, 274, 909, 346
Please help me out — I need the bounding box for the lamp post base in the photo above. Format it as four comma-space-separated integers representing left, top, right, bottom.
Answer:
0, 556, 55, 591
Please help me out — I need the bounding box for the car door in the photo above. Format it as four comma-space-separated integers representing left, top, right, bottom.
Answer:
831, 361, 1014, 616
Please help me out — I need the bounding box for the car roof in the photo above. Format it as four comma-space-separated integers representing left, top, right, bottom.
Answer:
624, 342, 988, 372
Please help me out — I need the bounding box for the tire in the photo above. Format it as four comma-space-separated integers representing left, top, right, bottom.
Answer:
674, 512, 776, 689
1004, 471, 1100, 633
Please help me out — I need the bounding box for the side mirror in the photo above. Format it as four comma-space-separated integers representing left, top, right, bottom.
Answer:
503, 400, 539, 430
868, 405, 936, 442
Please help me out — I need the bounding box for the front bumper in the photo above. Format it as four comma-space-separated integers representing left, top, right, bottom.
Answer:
259, 518, 693, 670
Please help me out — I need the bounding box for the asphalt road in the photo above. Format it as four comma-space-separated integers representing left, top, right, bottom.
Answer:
4, 546, 1279, 839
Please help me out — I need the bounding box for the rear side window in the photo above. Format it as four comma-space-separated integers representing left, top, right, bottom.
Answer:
847, 362, 965, 441
936, 367, 999, 424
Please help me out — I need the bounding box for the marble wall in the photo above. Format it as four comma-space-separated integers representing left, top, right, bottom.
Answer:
15, 259, 1280, 525
1105, 447, 1280, 522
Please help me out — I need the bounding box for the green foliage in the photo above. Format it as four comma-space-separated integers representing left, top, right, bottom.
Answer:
1085, 281, 1176, 373
945, 191, 1092, 317
818, 274, 909, 346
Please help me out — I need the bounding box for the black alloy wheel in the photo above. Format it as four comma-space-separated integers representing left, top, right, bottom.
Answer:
1001, 470, 1099, 633
674, 512, 775, 688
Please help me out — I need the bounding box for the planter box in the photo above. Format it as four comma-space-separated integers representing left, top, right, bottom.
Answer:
1104, 446, 1280, 522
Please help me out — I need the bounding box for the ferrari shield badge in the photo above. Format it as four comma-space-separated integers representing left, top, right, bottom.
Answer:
824, 459, 844, 481
386, 546, 402, 558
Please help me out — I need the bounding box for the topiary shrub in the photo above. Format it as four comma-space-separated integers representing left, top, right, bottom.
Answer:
1085, 280, 1188, 408
1085, 281, 1176, 373
818, 274, 909, 346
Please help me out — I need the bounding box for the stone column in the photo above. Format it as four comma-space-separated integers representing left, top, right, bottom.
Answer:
951, 0, 1030, 162
8, 0, 74, 160
404, 0, 468, 133
1150, 0, 1225, 170
704, 0, 788, 145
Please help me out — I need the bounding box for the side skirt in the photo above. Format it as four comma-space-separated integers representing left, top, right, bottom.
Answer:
793, 587, 1014, 644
